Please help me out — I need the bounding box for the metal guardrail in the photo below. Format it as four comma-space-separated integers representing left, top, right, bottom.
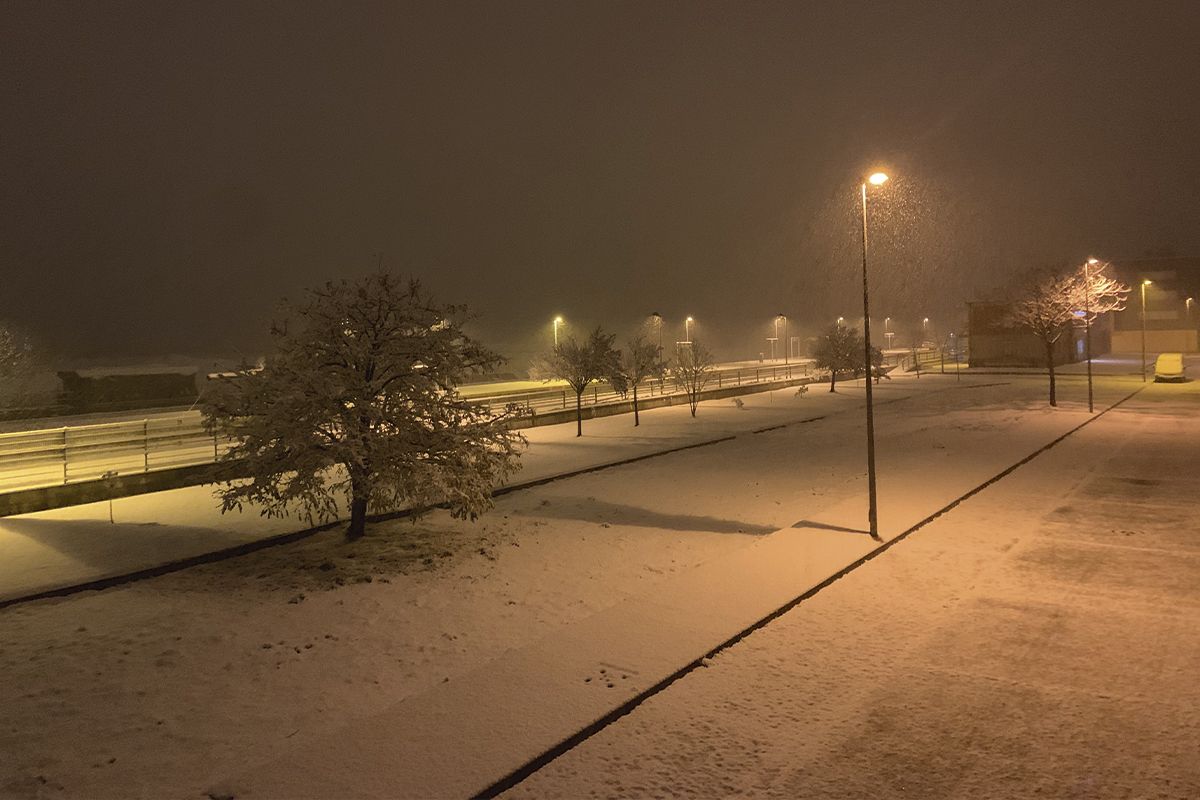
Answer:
0, 414, 232, 494
0, 361, 815, 495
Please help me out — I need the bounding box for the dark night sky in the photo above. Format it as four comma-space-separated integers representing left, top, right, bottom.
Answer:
3, 1, 1199, 365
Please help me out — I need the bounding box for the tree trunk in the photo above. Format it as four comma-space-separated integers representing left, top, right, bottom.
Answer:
632, 384, 640, 426
1045, 340, 1057, 407
575, 390, 583, 437
346, 476, 368, 541
829, 370, 837, 392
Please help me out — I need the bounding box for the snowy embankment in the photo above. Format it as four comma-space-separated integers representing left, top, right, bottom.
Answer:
0, 377, 863, 603
0, 374, 1144, 799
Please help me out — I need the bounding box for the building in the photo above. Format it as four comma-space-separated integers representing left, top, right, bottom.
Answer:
967, 301, 1109, 368
1109, 257, 1200, 353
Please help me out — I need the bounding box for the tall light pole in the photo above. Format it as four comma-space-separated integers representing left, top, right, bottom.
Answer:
650, 312, 663, 351
859, 170, 888, 542
837, 316, 845, 328
553, 315, 564, 348
1140, 280, 1152, 382
1083, 258, 1097, 413
685, 316, 694, 344
778, 314, 789, 364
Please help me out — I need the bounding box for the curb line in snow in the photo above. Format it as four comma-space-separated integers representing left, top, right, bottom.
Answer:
471, 383, 1148, 799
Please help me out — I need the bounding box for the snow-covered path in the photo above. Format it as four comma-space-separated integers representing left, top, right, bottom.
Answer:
0, 373, 1163, 799
502, 380, 1200, 799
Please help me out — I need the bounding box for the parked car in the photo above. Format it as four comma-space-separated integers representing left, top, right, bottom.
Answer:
1153, 353, 1186, 382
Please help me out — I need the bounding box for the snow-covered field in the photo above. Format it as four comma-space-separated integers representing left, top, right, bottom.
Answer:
0, 373, 1176, 799
503, 381, 1200, 799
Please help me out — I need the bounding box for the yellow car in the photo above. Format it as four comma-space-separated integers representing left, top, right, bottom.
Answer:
1153, 353, 1186, 382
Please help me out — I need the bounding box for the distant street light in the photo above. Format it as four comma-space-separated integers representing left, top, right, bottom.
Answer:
1141, 280, 1152, 382
778, 314, 789, 364
837, 316, 845, 328
650, 311, 664, 350
1186, 297, 1195, 323
859, 170, 889, 542
553, 315, 564, 348
685, 316, 694, 344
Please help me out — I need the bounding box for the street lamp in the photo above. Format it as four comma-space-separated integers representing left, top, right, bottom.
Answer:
1140, 280, 1152, 382
685, 316, 694, 344
778, 314, 789, 364
837, 316, 845, 328
859, 170, 888, 542
1083, 258, 1098, 413
553, 315, 564, 348
649, 312, 663, 351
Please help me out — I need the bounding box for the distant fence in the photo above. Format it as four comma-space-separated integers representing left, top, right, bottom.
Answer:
0, 415, 231, 495
0, 361, 817, 497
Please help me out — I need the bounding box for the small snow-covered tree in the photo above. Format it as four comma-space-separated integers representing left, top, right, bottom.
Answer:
612, 335, 665, 427
1008, 262, 1129, 406
532, 327, 619, 437
671, 341, 714, 417
0, 322, 41, 412
202, 273, 524, 541
813, 324, 865, 392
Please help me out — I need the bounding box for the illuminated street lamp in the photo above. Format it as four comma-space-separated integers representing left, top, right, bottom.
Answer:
1187, 297, 1195, 323
837, 316, 845, 328
858, 170, 889, 541
684, 315, 694, 344
553, 315, 564, 348
1083, 258, 1098, 413
778, 314, 789, 364
1140, 280, 1152, 382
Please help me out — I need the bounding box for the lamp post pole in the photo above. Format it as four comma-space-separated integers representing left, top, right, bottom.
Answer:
1141, 281, 1151, 382
553, 316, 563, 348
859, 173, 888, 542
650, 312, 663, 351
1084, 259, 1096, 413
685, 316, 693, 344
779, 314, 789, 364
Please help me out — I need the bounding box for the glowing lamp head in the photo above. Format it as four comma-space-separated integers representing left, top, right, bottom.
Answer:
1143, 279, 1153, 286
554, 316, 563, 323
1087, 257, 1099, 265
686, 316, 694, 322
867, 172, 889, 186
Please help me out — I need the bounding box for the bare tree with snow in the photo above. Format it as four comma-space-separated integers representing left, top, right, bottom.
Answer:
532, 327, 619, 437
202, 273, 524, 541
612, 335, 666, 427
671, 340, 714, 417
1008, 262, 1129, 406
813, 324, 869, 392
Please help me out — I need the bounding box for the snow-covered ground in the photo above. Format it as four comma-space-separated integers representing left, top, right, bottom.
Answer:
503, 379, 1200, 799
1, 373, 923, 602
0, 372, 1175, 799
